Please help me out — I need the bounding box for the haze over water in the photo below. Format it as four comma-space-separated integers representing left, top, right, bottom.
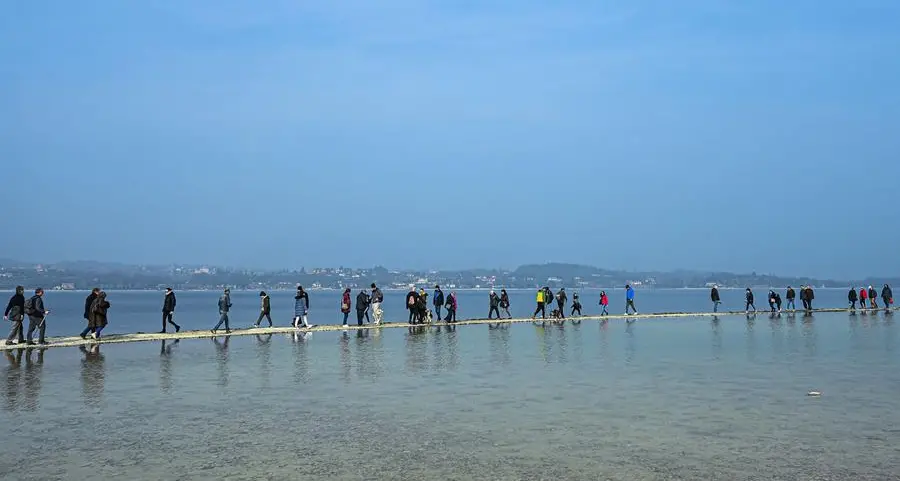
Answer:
1, 291, 898, 480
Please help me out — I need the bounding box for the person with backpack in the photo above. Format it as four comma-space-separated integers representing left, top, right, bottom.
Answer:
532, 287, 546, 320
744, 288, 756, 313
433, 285, 444, 321
370, 284, 384, 325
868, 286, 879, 309
3, 286, 26, 346
417, 288, 429, 323
882, 284, 893, 311
556, 288, 568, 319
599, 291, 609, 316
625, 285, 637, 314
444, 291, 457, 323
211, 288, 232, 333
355, 290, 370, 326
293, 286, 312, 329
488, 290, 501, 319
405, 287, 419, 324
253, 291, 273, 328
805, 286, 815, 311
848, 286, 858, 310
80, 288, 100, 339
88, 291, 111, 340
785, 286, 796, 311
710, 285, 721, 312
799, 285, 809, 311
25, 288, 50, 345
499, 289, 511, 319
340, 288, 352, 327
161, 287, 180, 333
571, 293, 583, 316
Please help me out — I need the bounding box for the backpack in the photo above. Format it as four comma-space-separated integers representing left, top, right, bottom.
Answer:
408, 295, 415, 306
24, 297, 36, 316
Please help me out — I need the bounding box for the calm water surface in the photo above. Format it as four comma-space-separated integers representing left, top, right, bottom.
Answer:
1, 291, 898, 480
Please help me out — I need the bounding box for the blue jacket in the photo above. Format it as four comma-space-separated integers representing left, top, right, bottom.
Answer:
626, 287, 635, 300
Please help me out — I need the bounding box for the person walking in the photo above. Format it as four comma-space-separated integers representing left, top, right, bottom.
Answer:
774, 292, 783, 312
882, 284, 893, 311
433, 285, 444, 321
80, 288, 100, 339
212, 288, 232, 333
848, 286, 858, 310
625, 284, 637, 315
785, 286, 796, 311
254, 291, 273, 328
355, 290, 369, 326
161, 287, 181, 333
3, 286, 26, 346
710, 285, 721, 312
599, 291, 609, 316
860, 286, 869, 310
499, 289, 511, 318
370, 284, 384, 325
768, 290, 777, 312
417, 288, 429, 323
868, 286, 878, 309
340, 288, 352, 327
571, 293, 583, 316
805, 285, 815, 311
532, 287, 546, 319
25, 288, 49, 346
799, 285, 810, 311
744, 288, 756, 313
405, 287, 419, 324
488, 290, 501, 319
556, 288, 568, 319
444, 291, 457, 323
88, 291, 110, 340
293, 286, 312, 329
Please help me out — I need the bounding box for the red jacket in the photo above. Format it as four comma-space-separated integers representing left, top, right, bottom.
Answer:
860, 289, 868, 300
341, 292, 351, 313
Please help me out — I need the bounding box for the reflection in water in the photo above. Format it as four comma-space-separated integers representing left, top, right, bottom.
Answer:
404, 326, 428, 374
255, 334, 272, 388
443, 325, 459, 371
598, 320, 610, 363
291, 331, 311, 384
339, 331, 351, 383
553, 323, 569, 364
488, 324, 511, 366
802, 315, 817, 357
211, 337, 229, 388
624, 322, 636, 365
710, 317, 722, 361
80, 344, 105, 403
2, 349, 42, 412
535, 323, 551, 364
745, 315, 757, 362
159, 340, 179, 394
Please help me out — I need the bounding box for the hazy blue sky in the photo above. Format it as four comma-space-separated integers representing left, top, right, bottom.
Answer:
2, 0, 899, 278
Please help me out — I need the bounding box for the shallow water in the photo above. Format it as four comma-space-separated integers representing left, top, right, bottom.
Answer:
1, 293, 898, 480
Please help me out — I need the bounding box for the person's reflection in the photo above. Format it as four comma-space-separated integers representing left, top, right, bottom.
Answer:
535, 322, 551, 364
554, 322, 569, 364
802, 315, 817, 357
211, 336, 229, 388
23, 348, 44, 411
710, 317, 722, 361
3, 348, 23, 412
79, 344, 105, 403
159, 339, 179, 394
291, 331, 311, 384
745, 314, 757, 362
339, 331, 351, 382
598, 319, 610, 363
444, 324, 459, 371
624, 322, 636, 364
255, 334, 272, 388
404, 326, 428, 373
488, 324, 511, 366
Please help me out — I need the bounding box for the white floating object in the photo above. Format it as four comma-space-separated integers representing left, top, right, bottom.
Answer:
807, 391, 822, 397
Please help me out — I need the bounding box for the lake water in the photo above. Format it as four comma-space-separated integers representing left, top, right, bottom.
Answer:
1, 290, 898, 480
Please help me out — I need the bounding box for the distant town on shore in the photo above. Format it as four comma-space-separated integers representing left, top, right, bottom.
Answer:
0, 259, 891, 292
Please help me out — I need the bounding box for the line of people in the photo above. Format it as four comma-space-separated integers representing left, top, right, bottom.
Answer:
707, 284, 894, 314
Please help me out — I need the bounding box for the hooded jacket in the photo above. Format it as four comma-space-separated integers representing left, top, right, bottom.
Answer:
4, 292, 25, 321
89, 292, 110, 329
218, 293, 232, 313
626, 286, 635, 301
356, 291, 370, 311
433, 289, 444, 306
710, 288, 720, 302
556, 289, 567, 305
163, 291, 177, 313
84, 292, 98, 320
500, 291, 510, 308
260, 294, 271, 314
341, 291, 351, 313
848, 289, 858, 302
882, 285, 892, 301
294, 291, 309, 316
489, 292, 500, 308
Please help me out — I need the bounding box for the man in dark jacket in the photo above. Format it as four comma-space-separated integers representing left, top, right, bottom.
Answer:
785, 286, 796, 311
3, 286, 26, 345
80, 288, 100, 339
488, 290, 501, 319
370, 284, 384, 325
805, 286, 815, 311
744, 288, 756, 313
25, 288, 49, 345
433, 285, 444, 321
710, 285, 721, 312
882, 284, 893, 311
254, 291, 272, 327
212, 288, 232, 333
556, 288, 568, 319
161, 287, 181, 333
848, 287, 858, 310
405, 287, 419, 324
356, 290, 370, 326
868, 286, 879, 309
799, 285, 809, 311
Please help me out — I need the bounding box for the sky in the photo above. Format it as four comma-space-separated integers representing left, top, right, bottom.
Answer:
2, 0, 899, 279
